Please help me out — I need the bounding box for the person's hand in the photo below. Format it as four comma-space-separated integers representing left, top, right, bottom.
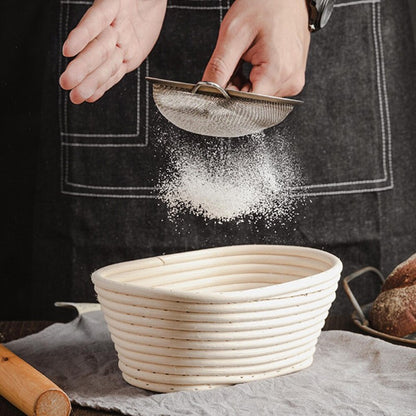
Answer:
59, 0, 167, 104
202, 0, 310, 97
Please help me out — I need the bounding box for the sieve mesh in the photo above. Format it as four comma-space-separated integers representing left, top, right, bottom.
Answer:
148, 78, 302, 138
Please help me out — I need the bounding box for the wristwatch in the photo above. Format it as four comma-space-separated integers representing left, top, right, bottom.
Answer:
307, 0, 335, 32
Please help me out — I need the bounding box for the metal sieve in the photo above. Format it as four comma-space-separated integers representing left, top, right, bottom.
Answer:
146, 77, 303, 138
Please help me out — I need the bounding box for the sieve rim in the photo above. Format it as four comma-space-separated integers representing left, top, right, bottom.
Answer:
146, 76, 303, 105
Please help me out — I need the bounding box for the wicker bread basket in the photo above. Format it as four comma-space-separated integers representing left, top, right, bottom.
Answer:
92, 244, 342, 393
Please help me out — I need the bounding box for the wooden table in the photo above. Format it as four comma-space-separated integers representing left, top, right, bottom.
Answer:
0, 316, 358, 416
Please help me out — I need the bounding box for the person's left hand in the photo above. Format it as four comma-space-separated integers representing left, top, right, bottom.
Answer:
59, 0, 167, 104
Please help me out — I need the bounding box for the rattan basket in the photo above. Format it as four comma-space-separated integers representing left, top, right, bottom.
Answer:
92, 245, 342, 393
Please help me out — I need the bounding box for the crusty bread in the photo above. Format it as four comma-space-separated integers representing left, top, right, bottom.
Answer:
370, 286, 416, 337
370, 253, 416, 337
381, 253, 416, 292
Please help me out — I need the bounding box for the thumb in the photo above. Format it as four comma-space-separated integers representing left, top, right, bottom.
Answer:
202, 25, 252, 88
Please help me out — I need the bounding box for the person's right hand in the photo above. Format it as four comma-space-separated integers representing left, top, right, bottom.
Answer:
202, 0, 311, 97
59, 0, 167, 104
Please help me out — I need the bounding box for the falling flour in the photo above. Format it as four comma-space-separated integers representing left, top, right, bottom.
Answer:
157, 130, 304, 224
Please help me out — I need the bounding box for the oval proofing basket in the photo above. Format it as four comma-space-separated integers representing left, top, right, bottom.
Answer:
91, 245, 342, 393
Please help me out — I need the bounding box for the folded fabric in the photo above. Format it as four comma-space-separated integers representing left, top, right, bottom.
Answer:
6, 311, 416, 416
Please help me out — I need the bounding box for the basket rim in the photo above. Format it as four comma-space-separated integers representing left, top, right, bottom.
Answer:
91, 244, 342, 303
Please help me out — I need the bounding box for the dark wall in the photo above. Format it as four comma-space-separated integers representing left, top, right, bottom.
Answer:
410, 0, 416, 47
1, 1, 48, 319
2, 0, 416, 321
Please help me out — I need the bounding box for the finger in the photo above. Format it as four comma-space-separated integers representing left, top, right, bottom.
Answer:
62, 0, 119, 57
273, 76, 305, 98
249, 64, 281, 96
202, 23, 253, 87
241, 82, 251, 92
227, 75, 242, 90
60, 26, 118, 90
251, 68, 306, 97
69, 46, 124, 104
226, 83, 239, 91
85, 66, 126, 103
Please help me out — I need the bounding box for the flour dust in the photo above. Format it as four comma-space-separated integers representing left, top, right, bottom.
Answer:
156, 129, 304, 225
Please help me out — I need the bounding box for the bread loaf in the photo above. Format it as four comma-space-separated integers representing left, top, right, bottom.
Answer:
370, 253, 416, 337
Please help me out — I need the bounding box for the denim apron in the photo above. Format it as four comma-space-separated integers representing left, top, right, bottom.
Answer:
5, 0, 415, 319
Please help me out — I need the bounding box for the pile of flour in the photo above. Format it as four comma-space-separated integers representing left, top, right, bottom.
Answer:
157, 130, 303, 224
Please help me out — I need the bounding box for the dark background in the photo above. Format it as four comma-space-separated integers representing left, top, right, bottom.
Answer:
1, 0, 48, 319
410, 0, 416, 44
1, 0, 416, 321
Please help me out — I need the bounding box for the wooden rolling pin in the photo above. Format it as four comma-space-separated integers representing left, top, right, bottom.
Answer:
0, 345, 71, 416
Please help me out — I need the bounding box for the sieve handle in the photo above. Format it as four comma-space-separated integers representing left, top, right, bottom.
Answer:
191, 81, 231, 99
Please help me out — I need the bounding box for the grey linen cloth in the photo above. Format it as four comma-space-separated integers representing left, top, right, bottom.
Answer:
6, 311, 416, 416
